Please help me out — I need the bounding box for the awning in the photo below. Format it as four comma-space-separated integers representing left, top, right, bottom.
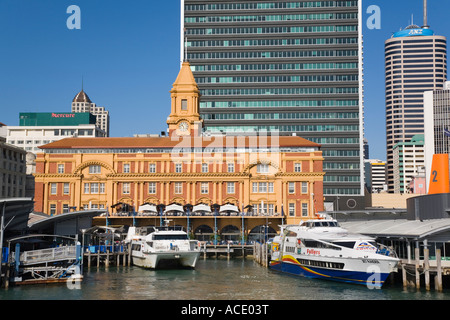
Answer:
164, 204, 184, 213
138, 204, 157, 213
193, 204, 212, 213
219, 204, 239, 213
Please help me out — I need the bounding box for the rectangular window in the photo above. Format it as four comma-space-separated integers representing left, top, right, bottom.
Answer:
202, 163, 208, 173
252, 182, 258, 193
302, 203, 309, 217
123, 163, 130, 173
58, 164, 64, 174
301, 182, 308, 194
288, 182, 295, 193
227, 163, 234, 173
227, 182, 235, 194
84, 183, 89, 194
175, 163, 182, 173
50, 204, 56, 215
258, 182, 267, 193
294, 163, 302, 172
50, 183, 57, 195
269, 204, 274, 215
123, 183, 130, 194
201, 182, 209, 194
149, 163, 156, 173
90, 183, 99, 194
148, 182, 156, 194
289, 203, 295, 217
89, 165, 101, 174
63, 183, 70, 195
62, 204, 69, 213
181, 99, 188, 110
100, 183, 105, 194
268, 182, 274, 193
175, 182, 183, 194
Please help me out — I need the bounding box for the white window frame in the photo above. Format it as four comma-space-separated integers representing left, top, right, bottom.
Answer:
123, 163, 130, 173
89, 165, 101, 174
288, 182, 295, 194
63, 183, 70, 195
201, 182, 209, 194
148, 182, 156, 194
50, 183, 57, 195
227, 182, 235, 194
174, 182, 183, 194
123, 183, 130, 194
149, 163, 156, 173
288, 203, 295, 217
58, 164, 64, 174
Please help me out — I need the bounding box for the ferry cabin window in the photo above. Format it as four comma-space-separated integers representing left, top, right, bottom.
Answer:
153, 234, 189, 240
334, 241, 356, 249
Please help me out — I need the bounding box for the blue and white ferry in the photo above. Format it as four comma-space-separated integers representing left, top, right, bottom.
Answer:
269, 216, 399, 288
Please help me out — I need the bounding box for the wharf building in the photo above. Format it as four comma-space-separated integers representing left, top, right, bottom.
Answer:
181, 0, 364, 210
385, 19, 447, 192
33, 62, 325, 240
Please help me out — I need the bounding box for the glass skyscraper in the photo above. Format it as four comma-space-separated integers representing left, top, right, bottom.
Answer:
181, 0, 364, 208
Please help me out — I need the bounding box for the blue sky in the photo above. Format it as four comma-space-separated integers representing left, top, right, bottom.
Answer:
0, 0, 449, 160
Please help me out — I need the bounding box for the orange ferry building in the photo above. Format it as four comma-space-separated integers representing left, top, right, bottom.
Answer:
34, 62, 324, 240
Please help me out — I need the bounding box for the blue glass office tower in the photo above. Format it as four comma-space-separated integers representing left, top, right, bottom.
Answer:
182, 0, 364, 209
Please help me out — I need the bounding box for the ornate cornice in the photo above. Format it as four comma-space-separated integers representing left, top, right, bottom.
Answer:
107, 172, 251, 178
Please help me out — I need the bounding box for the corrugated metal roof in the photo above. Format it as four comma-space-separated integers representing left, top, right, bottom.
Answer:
340, 218, 450, 239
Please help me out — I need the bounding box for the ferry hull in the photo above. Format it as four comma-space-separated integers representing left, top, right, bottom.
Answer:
132, 251, 200, 269
269, 260, 392, 288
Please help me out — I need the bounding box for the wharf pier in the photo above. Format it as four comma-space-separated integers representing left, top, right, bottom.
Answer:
82, 243, 256, 269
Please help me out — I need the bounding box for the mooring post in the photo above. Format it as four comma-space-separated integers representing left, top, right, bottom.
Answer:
415, 247, 420, 290
424, 247, 430, 291
436, 249, 443, 292
402, 263, 408, 288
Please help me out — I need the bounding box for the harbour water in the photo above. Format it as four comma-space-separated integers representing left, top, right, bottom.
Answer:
1, 258, 450, 301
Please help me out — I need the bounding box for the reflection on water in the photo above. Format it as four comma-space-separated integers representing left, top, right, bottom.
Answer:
1, 258, 450, 300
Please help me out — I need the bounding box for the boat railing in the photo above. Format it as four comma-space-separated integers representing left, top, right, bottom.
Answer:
13, 246, 78, 266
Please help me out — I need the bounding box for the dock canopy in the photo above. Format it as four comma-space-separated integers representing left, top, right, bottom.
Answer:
219, 204, 239, 216
138, 204, 158, 215
164, 204, 184, 215
192, 204, 212, 215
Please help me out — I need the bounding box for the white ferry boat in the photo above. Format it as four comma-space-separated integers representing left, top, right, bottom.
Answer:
269, 216, 399, 288
126, 225, 201, 269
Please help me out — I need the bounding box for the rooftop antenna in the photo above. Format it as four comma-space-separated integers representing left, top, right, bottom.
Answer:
422, 0, 430, 29
81, 75, 84, 91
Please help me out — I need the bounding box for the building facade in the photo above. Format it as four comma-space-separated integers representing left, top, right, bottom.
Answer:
385, 24, 447, 192
392, 134, 425, 194
34, 62, 324, 238
364, 159, 386, 193
6, 112, 106, 154
181, 0, 364, 208
71, 90, 110, 137
424, 81, 450, 191
0, 137, 27, 198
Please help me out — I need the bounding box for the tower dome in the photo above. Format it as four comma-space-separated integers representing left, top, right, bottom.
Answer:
72, 90, 92, 103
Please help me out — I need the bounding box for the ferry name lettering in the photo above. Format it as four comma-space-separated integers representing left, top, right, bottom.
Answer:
306, 249, 320, 255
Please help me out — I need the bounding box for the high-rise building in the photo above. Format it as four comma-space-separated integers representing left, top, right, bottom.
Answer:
182, 0, 364, 209
364, 159, 386, 193
424, 81, 450, 191
71, 90, 110, 137
392, 134, 425, 194
384, 1, 447, 192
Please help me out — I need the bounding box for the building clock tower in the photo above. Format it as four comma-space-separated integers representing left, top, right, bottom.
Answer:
166, 61, 203, 137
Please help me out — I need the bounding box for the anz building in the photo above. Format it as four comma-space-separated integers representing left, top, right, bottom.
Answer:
385, 24, 447, 192
181, 0, 364, 209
